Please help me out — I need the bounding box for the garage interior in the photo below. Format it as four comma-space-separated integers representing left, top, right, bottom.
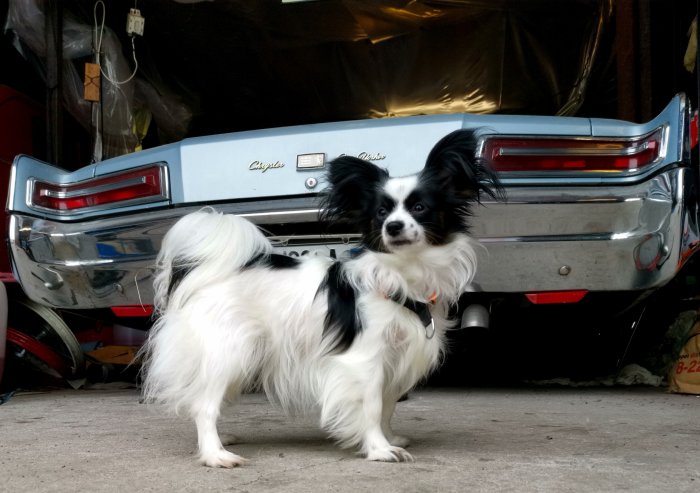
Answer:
1, 0, 699, 391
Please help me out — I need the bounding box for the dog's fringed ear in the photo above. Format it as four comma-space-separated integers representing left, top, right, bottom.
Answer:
320, 156, 389, 223
422, 129, 504, 203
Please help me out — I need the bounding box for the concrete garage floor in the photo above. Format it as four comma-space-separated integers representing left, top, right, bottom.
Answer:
0, 386, 698, 492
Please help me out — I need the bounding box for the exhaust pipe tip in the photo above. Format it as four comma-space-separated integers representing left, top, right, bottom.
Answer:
461, 304, 490, 330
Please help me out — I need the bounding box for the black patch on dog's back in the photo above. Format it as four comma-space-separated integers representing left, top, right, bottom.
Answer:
319, 262, 360, 353
168, 253, 299, 299
243, 252, 301, 270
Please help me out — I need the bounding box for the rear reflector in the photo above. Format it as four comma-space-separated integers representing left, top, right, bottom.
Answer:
481, 128, 665, 173
30, 165, 168, 213
525, 290, 588, 304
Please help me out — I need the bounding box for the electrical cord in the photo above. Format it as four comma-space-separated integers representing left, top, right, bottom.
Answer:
93, 0, 139, 86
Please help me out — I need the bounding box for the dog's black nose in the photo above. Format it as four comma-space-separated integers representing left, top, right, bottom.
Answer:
385, 221, 404, 237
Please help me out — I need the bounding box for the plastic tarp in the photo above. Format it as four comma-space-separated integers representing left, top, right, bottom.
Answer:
5, 0, 611, 155
4, 0, 192, 160
160, 0, 612, 135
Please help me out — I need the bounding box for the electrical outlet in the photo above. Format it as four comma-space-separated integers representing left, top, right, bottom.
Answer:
126, 8, 145, 36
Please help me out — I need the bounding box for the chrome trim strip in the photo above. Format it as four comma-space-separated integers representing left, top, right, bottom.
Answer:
479, 233, 618, 243
239, 208, 320, 223
497, 141, 650, 157
268, 233, 362, 245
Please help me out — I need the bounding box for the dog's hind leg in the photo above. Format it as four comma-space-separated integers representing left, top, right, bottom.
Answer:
192, 382, 247, 468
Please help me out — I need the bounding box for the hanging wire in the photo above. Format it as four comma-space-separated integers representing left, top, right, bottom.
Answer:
93, 0, 139, 86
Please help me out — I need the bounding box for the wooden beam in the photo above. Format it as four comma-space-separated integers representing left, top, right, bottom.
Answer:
44, 0, 63, 166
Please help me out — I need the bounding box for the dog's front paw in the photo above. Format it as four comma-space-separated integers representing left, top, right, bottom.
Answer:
366, 446, 414, 463
200, 449, 248, 468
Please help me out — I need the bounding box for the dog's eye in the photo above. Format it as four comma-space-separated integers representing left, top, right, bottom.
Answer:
412, 202, 425, 213
377, 207, 389, 219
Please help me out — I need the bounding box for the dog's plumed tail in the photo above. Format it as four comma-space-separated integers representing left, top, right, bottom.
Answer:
142, 208, 273, 418
152, 207, 271, 315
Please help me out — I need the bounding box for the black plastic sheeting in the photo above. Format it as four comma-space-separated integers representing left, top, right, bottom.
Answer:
7, 0, 613, 149
155, 0, 612, 136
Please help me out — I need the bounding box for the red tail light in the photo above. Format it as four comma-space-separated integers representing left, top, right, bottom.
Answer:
30, 165, 168, 213
481, 127, 665, 173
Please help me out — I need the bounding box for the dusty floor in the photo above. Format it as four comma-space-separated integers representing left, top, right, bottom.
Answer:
0, 385, 698, 492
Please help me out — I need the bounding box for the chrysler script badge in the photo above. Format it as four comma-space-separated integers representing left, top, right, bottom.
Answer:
249, 160, 285, 172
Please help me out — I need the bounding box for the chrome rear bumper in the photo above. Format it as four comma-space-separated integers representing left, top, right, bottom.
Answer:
9, 167, 699, 309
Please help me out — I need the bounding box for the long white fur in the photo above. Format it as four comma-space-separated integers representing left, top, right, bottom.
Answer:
141, 207, 478, 467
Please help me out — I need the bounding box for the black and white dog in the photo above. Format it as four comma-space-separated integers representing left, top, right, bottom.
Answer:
141, 129, 501, 467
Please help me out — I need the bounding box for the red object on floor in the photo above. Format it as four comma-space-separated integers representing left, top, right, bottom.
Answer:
6, 326, 70, 378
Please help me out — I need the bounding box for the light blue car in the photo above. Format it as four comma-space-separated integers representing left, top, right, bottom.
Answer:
6, 93, 698, 343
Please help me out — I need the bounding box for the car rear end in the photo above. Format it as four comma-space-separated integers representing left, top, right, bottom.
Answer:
6, 94, 697, 354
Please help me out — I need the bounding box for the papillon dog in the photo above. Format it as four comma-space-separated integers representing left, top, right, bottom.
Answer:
140, 129, 502, 467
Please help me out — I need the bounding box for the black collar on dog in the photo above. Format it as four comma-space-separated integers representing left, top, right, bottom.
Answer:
389, 293, 437, 339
